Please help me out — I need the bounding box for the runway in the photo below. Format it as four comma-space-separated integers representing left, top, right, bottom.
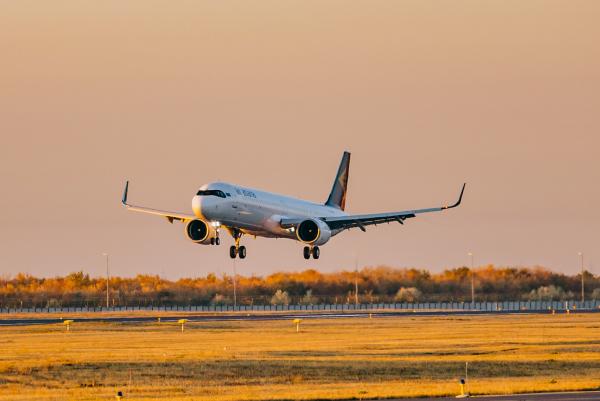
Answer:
0, 308, 597, 326
377, 391, 600, 401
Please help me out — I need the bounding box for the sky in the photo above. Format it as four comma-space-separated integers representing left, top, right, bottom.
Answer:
1, 1, 599, 279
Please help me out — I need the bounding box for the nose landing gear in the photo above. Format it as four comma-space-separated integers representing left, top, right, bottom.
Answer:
303, 246, 320, 260
210, 237, 221, 246
210, 229, 221, 246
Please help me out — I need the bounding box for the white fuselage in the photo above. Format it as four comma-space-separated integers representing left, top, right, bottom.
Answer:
191, 182, 346, 239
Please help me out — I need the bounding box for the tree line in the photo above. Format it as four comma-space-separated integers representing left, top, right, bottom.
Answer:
0, 265, 598, 308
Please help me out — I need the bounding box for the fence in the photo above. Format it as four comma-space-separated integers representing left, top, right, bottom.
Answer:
1, 300, 599, 314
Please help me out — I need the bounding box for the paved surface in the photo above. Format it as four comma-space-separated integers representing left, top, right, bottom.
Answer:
376, 391, 600, 401
0, 308, 598, 326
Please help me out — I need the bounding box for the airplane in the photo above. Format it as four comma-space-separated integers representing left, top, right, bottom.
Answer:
122, 151, 465, 260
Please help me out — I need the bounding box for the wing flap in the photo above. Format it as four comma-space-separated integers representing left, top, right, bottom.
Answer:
322, 211, 419, 230
124, 204, 195, 222
279, 184, 465, 232
323, 184, 465, 231
121, 181, 196, 223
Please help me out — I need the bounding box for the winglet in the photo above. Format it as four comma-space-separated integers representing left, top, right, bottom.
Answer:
122, 181, 129, 206
442, 183, 466, 210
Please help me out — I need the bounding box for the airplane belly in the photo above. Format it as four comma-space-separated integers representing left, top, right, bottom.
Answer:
223, 203, 295, 239
220, 204, 269, 232
238, 204, 263, 226
212, 196, 309, 240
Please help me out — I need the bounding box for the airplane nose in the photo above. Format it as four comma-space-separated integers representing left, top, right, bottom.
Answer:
192, 196, 203, 218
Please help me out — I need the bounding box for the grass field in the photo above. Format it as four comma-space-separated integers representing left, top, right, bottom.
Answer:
1, 314, 599, 400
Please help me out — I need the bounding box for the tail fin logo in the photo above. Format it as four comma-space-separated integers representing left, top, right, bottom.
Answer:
325, 151, 350, 211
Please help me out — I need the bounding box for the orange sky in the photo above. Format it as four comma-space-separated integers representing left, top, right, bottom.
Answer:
1, 1, 599, 278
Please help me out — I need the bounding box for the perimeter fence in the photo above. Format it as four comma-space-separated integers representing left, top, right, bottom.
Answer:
1, 300, 599, 314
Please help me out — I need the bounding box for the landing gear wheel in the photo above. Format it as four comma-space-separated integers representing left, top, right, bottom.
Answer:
215, 237, 220, 246
229, 245, 237, 259
238, 246, 247, 259
312, 246, 320, 259
210, 238, 215, 245
303, 246, 311, 260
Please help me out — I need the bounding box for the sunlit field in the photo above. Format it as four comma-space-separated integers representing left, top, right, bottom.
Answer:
1, 314, 600, 400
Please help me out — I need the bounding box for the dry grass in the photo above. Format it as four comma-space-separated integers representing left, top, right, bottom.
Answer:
0, 314, 599, 400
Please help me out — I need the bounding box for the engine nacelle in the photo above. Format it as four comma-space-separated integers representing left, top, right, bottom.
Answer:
184, 219, 217, 245
296, 219, 331, 246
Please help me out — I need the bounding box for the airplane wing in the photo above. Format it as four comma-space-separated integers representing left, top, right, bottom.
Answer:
121, 181, 196, 223
281, 184, 465, 232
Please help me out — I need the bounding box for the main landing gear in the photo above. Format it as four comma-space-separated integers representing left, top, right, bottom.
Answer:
303, 246, 320, 260
229, 230, 246, 259
230, 245, 246, 259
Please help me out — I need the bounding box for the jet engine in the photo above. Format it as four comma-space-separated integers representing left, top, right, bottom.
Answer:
184, 219, 217, 245
296, 219, 331, 246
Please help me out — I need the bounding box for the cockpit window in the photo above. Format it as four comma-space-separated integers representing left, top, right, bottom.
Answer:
196, 190, 226, 198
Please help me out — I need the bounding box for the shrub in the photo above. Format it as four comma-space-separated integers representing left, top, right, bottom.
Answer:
300, 289, 317, 305
211, 293, 229, 305
395, 287, 422, 302
528, 285, 568, 301
271, 289, 290, 305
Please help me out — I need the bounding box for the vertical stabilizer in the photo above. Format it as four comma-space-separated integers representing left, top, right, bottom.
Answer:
325, 151, 350, 210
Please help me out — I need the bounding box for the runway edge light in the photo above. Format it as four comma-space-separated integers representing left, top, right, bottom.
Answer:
62, 320, 74, 332
178, 319, 188, 332
293, 318, 302, 332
